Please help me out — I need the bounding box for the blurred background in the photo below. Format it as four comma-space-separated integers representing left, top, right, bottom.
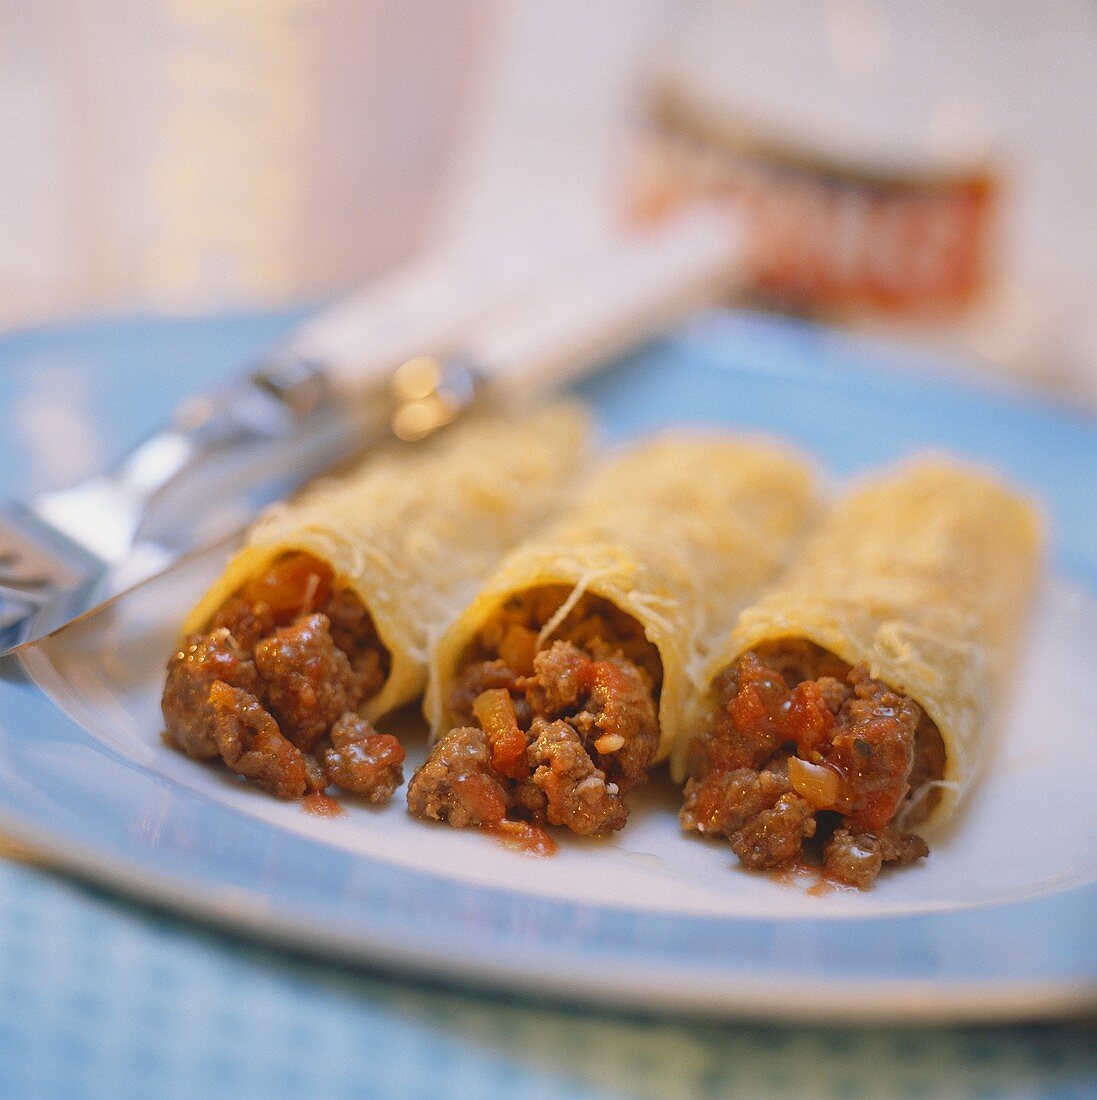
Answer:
3, 0, 1096, 405
1, 6, 1095, 1096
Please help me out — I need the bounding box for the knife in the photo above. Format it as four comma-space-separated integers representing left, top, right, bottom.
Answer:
0, 206, 738, 656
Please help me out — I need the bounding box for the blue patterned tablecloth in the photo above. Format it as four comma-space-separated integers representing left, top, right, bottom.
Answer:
0, 308, 1094, 1099
0, 860, 1094, 1100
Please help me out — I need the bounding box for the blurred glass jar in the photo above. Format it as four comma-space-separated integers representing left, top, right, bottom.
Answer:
636, 84, 997, 322
0, 0, 486, 327
632, 0, 1097, 400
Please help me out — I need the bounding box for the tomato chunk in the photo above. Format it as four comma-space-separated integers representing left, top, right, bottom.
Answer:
242, 552, 333, 623
472, 688, 528, 779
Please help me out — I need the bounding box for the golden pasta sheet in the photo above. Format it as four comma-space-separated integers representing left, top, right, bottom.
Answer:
183, 404, 590, 721
677, 457, 1043, 827
426, 434, 818, 763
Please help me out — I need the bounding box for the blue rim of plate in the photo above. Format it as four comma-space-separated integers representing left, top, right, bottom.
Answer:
0, 308, 1094, 1022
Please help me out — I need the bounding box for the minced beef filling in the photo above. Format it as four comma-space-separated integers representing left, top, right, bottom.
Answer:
407, 588, 661, 841
680, 640, 942, 888
162, 552, 402, 803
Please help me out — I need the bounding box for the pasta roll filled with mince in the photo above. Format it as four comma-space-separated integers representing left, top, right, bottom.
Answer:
675, 458, 1042, 889
414, 436, 817, 843
161, 406, 588, 804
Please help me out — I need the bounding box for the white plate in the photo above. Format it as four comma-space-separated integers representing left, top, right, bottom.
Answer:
1, 310, 1094, 1020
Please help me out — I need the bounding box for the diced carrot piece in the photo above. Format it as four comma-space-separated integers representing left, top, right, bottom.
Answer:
473, 688, 528, 779
242, 552, 333, 622
497, 624, 538, 676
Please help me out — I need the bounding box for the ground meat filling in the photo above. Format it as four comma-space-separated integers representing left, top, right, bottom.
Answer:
405, 725, 510, 829
528, 718, 629, 836
407, 588, 661, 843
680, 641, 941, 888
323, 713, 405, 804
209, 681, 319, 800
254, 613, 358, 752
822, 826, 928, 890
161, 552, 399, 803
162, 628, 258, 759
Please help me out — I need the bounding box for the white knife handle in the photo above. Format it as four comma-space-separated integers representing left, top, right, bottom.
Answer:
459, 205, 741, 399
267, 234, 581, 395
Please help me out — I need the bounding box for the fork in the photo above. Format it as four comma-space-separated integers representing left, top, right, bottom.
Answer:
0, 245, 501, 653
0, 352, 447, 650
0, 207, 736, 656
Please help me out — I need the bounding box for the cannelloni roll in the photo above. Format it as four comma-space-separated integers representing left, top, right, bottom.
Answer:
675, 458, 1042, 888
161, 405, 588, 802
413, 436, 817, 843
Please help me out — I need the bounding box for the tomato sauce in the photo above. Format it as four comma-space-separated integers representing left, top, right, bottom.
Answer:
488, 819, 559, 857
302, 792, 344, 817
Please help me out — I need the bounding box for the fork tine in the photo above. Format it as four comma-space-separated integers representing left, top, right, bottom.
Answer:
0, 506, 105, 652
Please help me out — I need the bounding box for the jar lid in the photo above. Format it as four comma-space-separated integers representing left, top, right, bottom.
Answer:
659, 0, 997, 180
